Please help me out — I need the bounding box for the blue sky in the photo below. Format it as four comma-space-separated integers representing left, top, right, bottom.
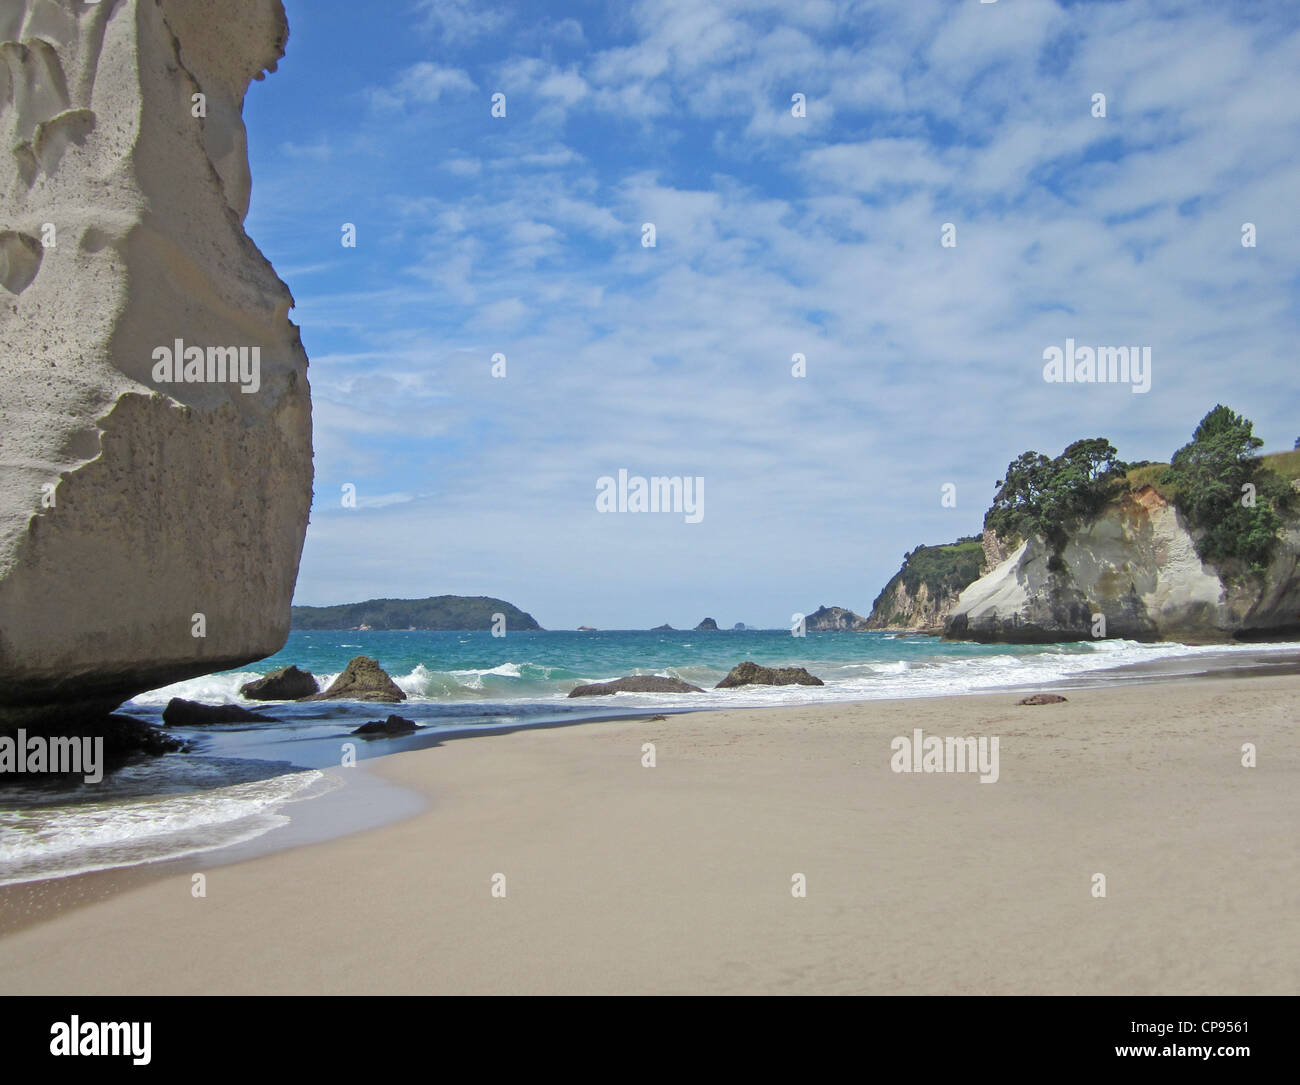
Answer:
243, 0, 1300, 629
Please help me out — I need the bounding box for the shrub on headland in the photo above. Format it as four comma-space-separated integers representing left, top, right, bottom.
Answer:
1161, 405, 1294, 577
983, 438, 1130, 568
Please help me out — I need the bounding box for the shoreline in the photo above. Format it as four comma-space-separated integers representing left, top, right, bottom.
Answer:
128, 629, 1300, 715
2, 650, 1296, 917
2, 666, 1299, 993
0, 706, 701, 935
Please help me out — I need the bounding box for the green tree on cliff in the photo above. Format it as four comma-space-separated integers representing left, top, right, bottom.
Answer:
984, 438, 1129, 568
1163, 405, 1292, 576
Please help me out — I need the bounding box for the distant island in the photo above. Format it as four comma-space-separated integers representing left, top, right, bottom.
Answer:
802, 605, 872, 632
291, 596, 543, 631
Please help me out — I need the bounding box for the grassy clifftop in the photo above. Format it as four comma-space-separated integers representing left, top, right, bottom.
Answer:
1124, 449, 1300, 505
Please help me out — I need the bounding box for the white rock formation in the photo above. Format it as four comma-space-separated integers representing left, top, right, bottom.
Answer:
0, 0, 312, 726
946, 488, 1300, 643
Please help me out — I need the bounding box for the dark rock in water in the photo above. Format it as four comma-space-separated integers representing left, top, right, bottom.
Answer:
0, 717, 187, 784
732, 623, 746, 630
569, 675, 705, 697
1017, 693, 1068, 705
695, 617, 719, 631
163, 699, 276, 726
98, 714, 187, 756
651, 624, 675, 631
577, 625, 598, 632
240, 665, 319, 700
300, 656, 406, 702
352, 715, 421, 736
23, 715, 184, 758
715, 661, 825, 688
98, 712, 188, 753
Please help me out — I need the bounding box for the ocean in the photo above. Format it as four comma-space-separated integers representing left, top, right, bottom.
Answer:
2, 629, 1294, 886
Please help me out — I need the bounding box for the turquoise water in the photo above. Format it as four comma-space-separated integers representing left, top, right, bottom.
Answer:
133, 627, 1282, 713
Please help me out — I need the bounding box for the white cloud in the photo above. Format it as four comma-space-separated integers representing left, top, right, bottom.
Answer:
536, 68, 588, 106
415, 0, 507, 44
442, 157, 482, 178
510, 220, 560, 245
367, 61, 477, 110
282, 139, 333, 161
470, 296, 531, 329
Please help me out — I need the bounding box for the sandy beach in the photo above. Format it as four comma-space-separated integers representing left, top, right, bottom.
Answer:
1, 673, 1297, 995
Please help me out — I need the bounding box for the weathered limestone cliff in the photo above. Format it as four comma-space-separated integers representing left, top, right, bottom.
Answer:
866, 539, 984, 632
865, 579, 947, 632
0, 0, 312, 727
978, 528, 1012, 576
945, 487, 1300, 643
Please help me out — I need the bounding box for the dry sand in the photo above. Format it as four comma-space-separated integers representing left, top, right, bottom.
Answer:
1, 674, 1297, 994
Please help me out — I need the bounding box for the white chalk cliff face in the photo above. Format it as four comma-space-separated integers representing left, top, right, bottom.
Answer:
945, 488, 1300, 643
0, 0, 312, 726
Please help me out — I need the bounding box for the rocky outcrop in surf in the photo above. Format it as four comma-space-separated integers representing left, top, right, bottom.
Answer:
240, 665, 319, 700
302, 657, 406, 703
352, 715, 421, 736
715, 662, 824, 688
694, 618, 719, 631
568, 675, 703, 697
162, 699, 276, 726
0, 0, 312, 730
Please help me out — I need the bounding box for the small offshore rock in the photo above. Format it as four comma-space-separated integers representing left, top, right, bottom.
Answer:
715, 661, 825, 688
240, 665, 319, 700
569, 676, 704, 697
300, 656, 407, 702
163, 699, 276, 725
352, 715, 421, 736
